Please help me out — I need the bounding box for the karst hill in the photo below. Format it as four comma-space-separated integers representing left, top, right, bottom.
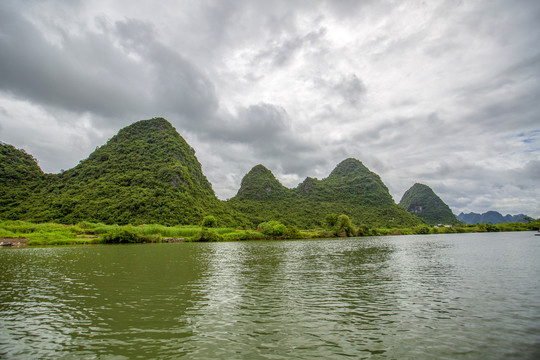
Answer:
399, 183, 460, 225
1, 117, 423, 228
0, 118, 242, 225
229, 158, 421, 228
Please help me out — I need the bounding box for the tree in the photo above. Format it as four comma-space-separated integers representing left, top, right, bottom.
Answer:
336, 214, 353, 237
325, 214, 339, 228
201, 215, 217, 228
258, 220, 286, 237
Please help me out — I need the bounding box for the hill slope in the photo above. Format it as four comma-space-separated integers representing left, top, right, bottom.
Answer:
399, 183, 460, 225
229, 158, 422, 228
1, 120, 423, 228
234, 164, 288, 201
3, 118, 243, 225
0, 143, 45, 219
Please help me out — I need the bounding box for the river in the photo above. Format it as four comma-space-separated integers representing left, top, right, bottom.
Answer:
1, 232, 539, 359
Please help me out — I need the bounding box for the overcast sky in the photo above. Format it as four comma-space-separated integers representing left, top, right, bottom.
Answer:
1, 0, 539, 218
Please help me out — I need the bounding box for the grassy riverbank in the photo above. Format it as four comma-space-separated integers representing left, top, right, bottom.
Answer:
1, 219, 539, 246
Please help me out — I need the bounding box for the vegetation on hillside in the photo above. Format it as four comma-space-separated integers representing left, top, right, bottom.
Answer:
399, 183, 461, 225
2, 118, 534, 237
0, 119, 247, 226
228, 158, 422, 228
0, 143, 44, 219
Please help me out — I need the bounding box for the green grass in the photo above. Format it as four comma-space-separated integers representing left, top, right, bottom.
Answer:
0, 220, 99, 245
1, 219, 538, 246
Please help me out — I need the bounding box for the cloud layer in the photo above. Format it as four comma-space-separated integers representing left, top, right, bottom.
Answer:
1, 0, 539, 217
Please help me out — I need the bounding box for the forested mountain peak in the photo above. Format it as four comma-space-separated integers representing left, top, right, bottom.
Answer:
0, 143, 43, 183
0, 143, 44, 217
0, 118, 247, 225
327, 158, 370, 179
77, 117, 215, 197
112, 118, 176, 142
399, 183, 460, 225
233, 164, 287, 201
229, 158, 422, 227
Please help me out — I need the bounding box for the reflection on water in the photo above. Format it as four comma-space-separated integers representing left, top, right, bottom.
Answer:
1, 232, 540, 359
183, 241, 395, 358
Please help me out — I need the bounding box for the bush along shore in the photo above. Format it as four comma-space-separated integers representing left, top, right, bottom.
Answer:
1, 215, 539, 247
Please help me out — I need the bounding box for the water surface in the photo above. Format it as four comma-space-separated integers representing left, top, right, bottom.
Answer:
1, 232, 539, 359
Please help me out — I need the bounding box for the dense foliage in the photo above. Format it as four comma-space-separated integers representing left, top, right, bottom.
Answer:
399, 183, 460, 225
228, 158, 422, 228
3, 118, 498, 230
0, 143, 44, 219
0, 119, 247, 226
2, 218, 538, 247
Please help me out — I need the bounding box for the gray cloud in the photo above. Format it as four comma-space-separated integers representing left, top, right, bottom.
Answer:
253, 27, 327, 68
0, 5, 218, 127
113, 18, 219, 122
0, 6, 142, 117
0, 0, 539, 217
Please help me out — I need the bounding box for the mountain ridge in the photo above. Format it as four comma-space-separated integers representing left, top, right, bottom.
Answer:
8, 117, 526, 228
457, 211, 531, 225
229, 158, 422, 227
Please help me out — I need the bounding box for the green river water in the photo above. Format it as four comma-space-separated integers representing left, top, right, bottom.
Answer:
1, 232, 539, 359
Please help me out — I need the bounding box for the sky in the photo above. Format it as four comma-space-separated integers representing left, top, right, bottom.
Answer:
0, 0, 539, 218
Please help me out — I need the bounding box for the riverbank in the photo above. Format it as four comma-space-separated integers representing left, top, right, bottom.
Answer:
0, 237, 30, 247
0, 219, 538, 247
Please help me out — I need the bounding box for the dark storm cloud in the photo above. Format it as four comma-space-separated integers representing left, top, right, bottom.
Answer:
0, 5, 218, 126
199, 103, 319, 165
212, 103, 290, 143
311, 73, 367, 110
113, 18, 219, 122
0, 6, 142, 117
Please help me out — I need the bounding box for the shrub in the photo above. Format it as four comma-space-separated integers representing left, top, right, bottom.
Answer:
201, 215, 218, 228
103, 228, 141, 243
258, 222, 274, 236
283, 225, 301, 239
271, 222, 286, 236
355, 225, 371, 236
191, 229, 223, 242
336, 214, 353, 237
414, 226, 431, 234
258, 221, 287, 237
325, 214, 339, 228
222, 231, 267, 241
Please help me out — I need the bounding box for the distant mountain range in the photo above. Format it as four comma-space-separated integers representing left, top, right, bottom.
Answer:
457, 211, 531, 225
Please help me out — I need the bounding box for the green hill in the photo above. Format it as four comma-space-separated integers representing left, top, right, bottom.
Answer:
1, 119, 423, 229
399, 183, 460, 225
2, 118, 244, 225
234, 164, 288, 201
0, 143, 45, 219
229, 158, 422, 228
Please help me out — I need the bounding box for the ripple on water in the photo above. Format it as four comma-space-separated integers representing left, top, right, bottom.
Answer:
1, 234, 540, 359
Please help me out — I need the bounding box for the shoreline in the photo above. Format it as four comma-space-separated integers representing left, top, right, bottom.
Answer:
0, 238, 30, 247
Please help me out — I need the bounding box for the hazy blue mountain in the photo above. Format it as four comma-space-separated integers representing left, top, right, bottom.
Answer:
457, 211, 531, 224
